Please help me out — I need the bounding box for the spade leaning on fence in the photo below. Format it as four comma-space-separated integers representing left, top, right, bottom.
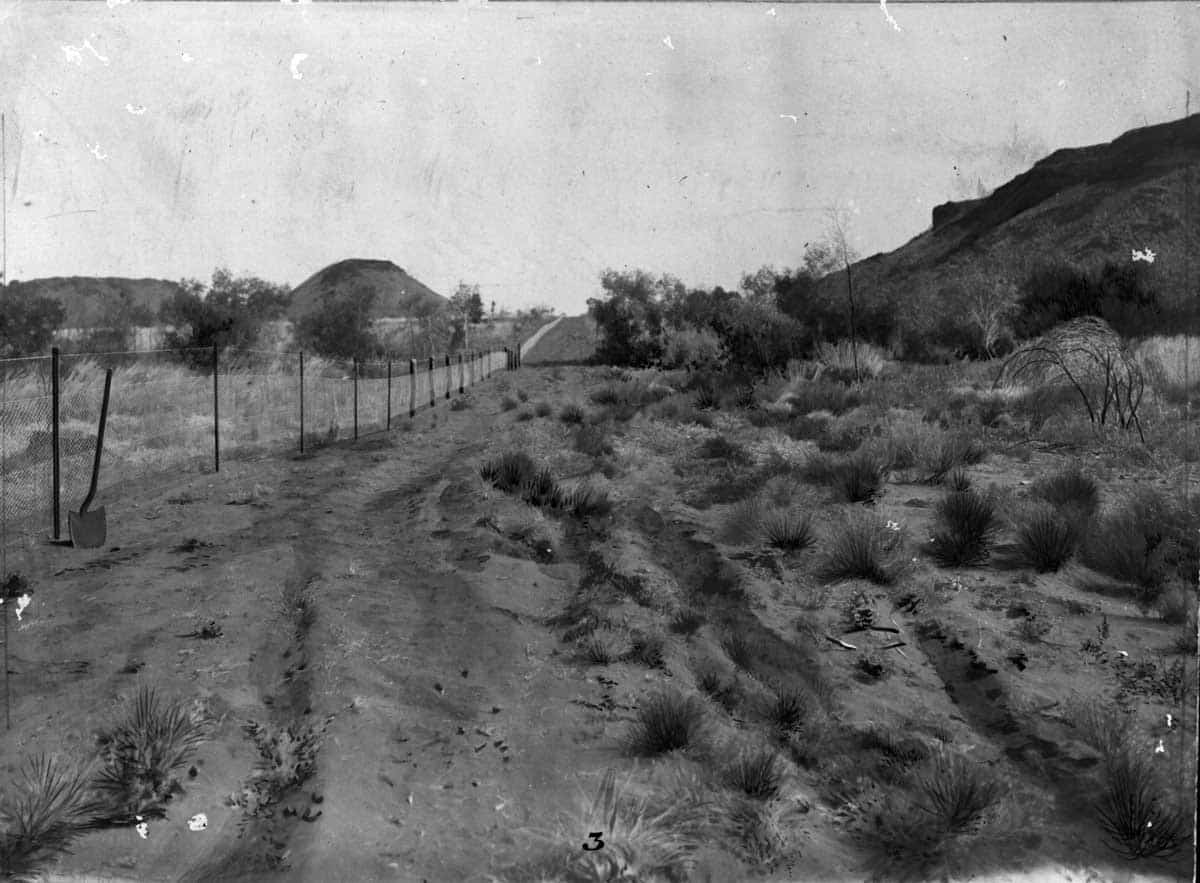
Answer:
69, 369, 113, 549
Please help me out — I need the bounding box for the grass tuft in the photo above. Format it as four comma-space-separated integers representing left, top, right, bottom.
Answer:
760, 508, 816, 552
835, 450, 885, 504
480, 451, 538, 492
1031, 465, 1100, 517
766, 685, 813, 735
626, 631, 668, 669
929, 490, 999, 567
724, 748, 784, 800
1095, 749, 1186, 860
624, 690, 708, 757
533, 401, 553, 418
818, 511, 905, 585
1014, 504, 1079, 573
910, 749, 1003, 836
559, 403, 586, 425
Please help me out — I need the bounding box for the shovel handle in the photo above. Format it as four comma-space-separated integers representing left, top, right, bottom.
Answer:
79, 369, 113, 514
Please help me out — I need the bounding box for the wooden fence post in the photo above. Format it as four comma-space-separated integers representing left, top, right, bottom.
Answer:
51, 347, 60, 540
387, 360, 392, 430
299, 351, 305, 454
409, 359, 417, 418
428, 357, 435, 407
353, 357, 359, 441
212, 344, 220, 472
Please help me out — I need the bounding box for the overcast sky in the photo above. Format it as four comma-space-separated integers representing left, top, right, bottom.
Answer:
1, 2, 1194, 314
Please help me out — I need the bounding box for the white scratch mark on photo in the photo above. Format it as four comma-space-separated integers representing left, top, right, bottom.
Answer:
125, 103, 147, 115
290, 53, 310, 80
662, 35, 674, 51
881, 0, 902, 33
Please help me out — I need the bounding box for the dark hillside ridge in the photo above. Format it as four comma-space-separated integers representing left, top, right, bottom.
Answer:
287, 258, 447, 321
4, 277, 186, 328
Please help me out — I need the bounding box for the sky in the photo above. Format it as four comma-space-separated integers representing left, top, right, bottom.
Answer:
0, 1, 1195, 315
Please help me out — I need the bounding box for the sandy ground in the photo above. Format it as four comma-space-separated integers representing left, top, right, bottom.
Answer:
0, 359, 1194, 883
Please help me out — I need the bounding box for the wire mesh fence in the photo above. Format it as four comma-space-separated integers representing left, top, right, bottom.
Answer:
1, 345, 516, 547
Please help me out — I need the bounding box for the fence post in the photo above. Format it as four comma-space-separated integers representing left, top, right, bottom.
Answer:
428, 357, 435, 407
51, 347, 60, 540
353, 358, 359, 441
212, 344, 220, 472
387, 360, 392, 430
458, 353, 464, 394
409, 359, 416, 418
444, 354, 451, 400
299, 351, 305, 454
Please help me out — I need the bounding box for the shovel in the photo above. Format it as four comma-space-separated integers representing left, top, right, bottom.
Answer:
69, 369, 113, 549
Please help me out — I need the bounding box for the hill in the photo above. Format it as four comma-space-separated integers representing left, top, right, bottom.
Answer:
4, 276, 185, 328
288, 259, 447, 321
817, 114, 1200, 350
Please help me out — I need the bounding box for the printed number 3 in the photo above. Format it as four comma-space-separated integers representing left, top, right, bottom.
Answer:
582, 832, 605, 851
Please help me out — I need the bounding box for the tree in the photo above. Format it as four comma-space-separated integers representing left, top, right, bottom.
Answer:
159, 268, 284, 357
824, 207, 862, 382
294, 283, 382, 361
0, 286, 66, 357
77, 289, 155, 352
587, 270, 682, 367
450, 282, 485, 324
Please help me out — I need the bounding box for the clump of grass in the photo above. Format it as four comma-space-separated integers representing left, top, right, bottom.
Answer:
1095, 749, 1186, 860
449, 397, 470, 411
533, 401, 553, 417
480, 451, 537, 492
515, 409, 535, 422
760, 508, 815, 552
580, 631, 621, 665
500, 395, 519, 411
1014, 504, 1080, 572
559, 403, 586, 424
1064, 696, 1135, 760
929, 490, 999, 567
627, 631, 667, 668
1155, 583, 1192, 624
910, 749, 1003, 836
91, 686, 209, 824
517, 389, 529, 403
766, 685, 813, 735
835, 450, 885, 504
669, 607, 706, 636
799, 451, 842, 486
724, 748, 784, 800
1031, 465, 1100, 517
920, 432, 988, 484
697, 435, 752, 464
818, 511, 905, 585
624, 690, 708, 757
574, 423, 614, 459
519, 467, 564, 508
0, 755, 97, 880
720, 630, 755, 670
562, 482, 614, 520
947, 468, 971, 492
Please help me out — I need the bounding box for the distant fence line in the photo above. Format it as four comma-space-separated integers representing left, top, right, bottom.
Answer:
0, 343, 527, 545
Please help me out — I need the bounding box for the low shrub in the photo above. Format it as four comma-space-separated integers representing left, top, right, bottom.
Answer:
559, 403, 586, 425
929, 490, 999, 567
910, 749, 1003, 836
480, 451, 537, 492
500, 395, 519, 411
1014, 504, 1080, 572
574, 424, 614, 458
519, 467, 564, 508
669, 607, 706, 636
947, 468, 971, 492
697, 435, 752, 464
516, 389, 529, 403
91, 687, 209, 824
920, 432, 988, 484
515, 409, 535, 422
766, 685, 813, 735
627, 631, 667, 668
760, 508, 816, 552
580, 631, 620, 665
720, 630, 755, 670
1095, 749, 1186, 859
624, 690, 708, 757
724, 748, 784, 800
1156, 583, 1193, 625
561, 482, 614, 520
533, 401, 553, 418
1031, 465, 1100, 518
818, 511, 906, 585
0, 755, 96, 880
782, 380, 863, 416
835, 450, 886, 504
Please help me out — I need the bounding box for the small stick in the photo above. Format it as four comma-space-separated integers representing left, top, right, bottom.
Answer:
881, 641, 908, 650
843, 625, 901, 635
824, 634, 857, 651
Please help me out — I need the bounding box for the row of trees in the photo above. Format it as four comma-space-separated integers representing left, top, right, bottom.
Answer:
0, 274, 518, 362
588, 246, 1172, 374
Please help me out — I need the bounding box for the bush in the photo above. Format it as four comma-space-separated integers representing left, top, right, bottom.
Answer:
663, 324, 726, 373
1015, 504, 1080, 572
91, 687, 209, 824
669, 608, 706, 636
1156, 583, 1193, 625
517, 389, 529, 403
697, 436, 752, 464
760, 509, 816, 552
920, 432, 988, 484
0, 289, 67, 358
574, 424, 614, 458
0, 754, 96, 880
782, 380, 862, 416
480, 451, 537, 492
1031, 466, 1100, 518
533, 401, 553, 417
627, 631, 667, 668
500, 395, 519, 411
624, 690, 708, 756
929, 490, 999, 567
563, 483, 614, 520
766, 686, 813, 735
720, 630, 755, 670
515, 409, 535, 422
724, 748, 784, 800
910, 749, 1003, 837
1079, 487, 1199, 599
559, 403, 586, 424
819, 511, 905, 584
520, 467, 564, 508
580, 632, 619, 665
835, 450, 885, 504
1094, 750, 1186, 859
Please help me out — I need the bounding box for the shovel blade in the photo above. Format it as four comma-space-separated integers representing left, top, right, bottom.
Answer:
69, 507, 107, 549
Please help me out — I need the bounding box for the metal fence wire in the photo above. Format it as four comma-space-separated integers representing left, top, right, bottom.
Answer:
1, 345, 517, 545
